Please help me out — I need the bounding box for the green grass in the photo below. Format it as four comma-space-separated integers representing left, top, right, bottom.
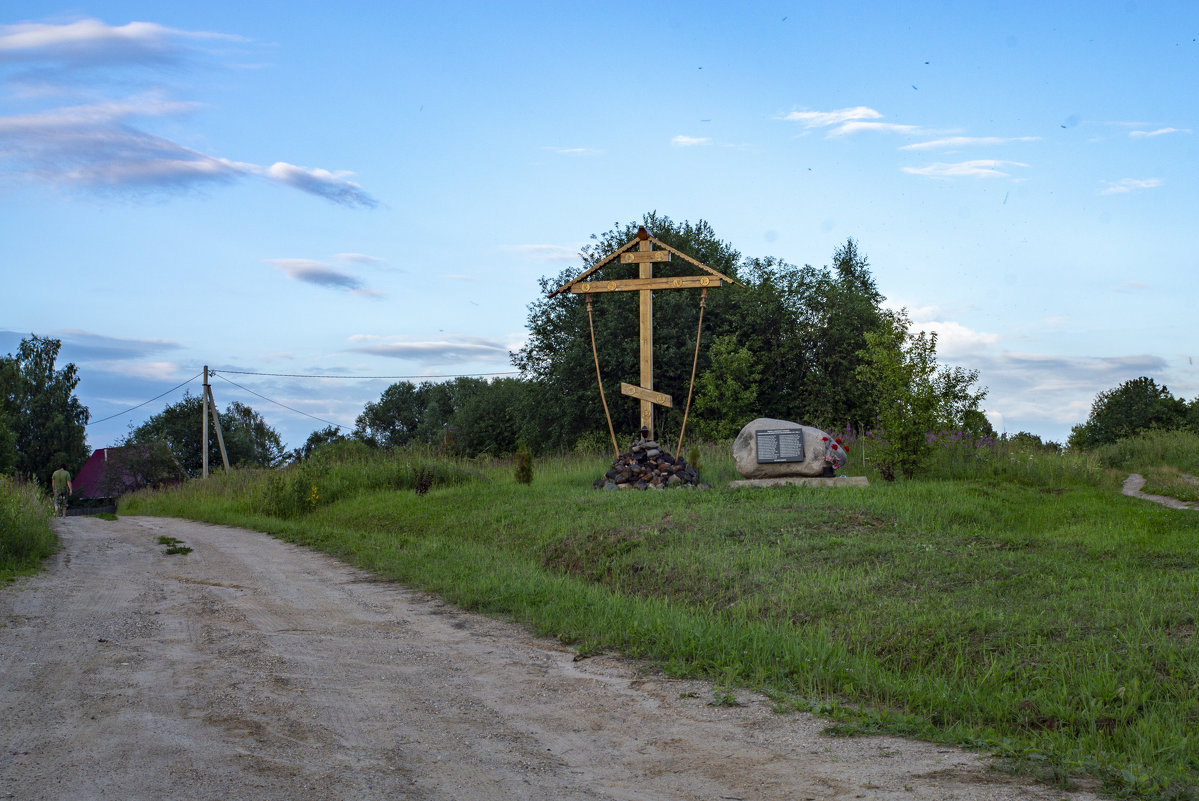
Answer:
116, 437, 1199, 800
0, 475, 57, 582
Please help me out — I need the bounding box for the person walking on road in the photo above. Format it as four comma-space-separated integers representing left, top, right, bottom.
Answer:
51, 463, 72, 518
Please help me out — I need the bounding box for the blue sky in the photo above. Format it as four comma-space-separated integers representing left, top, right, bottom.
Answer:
2, 2, 1196, 452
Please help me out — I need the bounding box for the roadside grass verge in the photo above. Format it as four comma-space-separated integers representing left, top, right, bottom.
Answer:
121, 441, 1199, 800
0, 475, 56, 582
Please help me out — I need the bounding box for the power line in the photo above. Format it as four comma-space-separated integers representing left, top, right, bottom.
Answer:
212, 373, 348, 431
215, 369, 522, 380
86, 372, 203, 426
83, 367, 523, 432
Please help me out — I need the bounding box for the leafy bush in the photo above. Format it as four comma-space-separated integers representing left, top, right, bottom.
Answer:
514, 440, 533, 484
1068, 377, 1194, 449
0, 475, 56, 576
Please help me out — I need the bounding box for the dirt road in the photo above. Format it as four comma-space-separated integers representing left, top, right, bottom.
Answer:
2, 516, 1099, 801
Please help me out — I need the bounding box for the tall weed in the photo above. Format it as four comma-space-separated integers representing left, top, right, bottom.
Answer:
0, 475, 56, 578
1093, 429, 1199, 474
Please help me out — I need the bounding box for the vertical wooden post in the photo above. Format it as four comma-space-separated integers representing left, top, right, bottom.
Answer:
202, 365, 210, 479
637, 229, 654, 440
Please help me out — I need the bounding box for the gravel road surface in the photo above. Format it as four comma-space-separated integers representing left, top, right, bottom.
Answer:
1, 516, 1101, 801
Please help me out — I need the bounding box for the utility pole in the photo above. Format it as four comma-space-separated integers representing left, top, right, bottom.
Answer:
201, 366, 230, 477
203, 366, 209, 478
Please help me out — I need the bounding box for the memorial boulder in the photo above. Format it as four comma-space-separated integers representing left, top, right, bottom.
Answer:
732, 418, 845, 479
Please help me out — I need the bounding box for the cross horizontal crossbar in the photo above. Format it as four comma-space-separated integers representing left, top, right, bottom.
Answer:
569, 275, 722, 293
620, 250, 672, 264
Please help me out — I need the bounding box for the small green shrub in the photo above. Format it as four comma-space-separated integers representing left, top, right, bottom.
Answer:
515, 440, 533, 484
413, 466, 434, 495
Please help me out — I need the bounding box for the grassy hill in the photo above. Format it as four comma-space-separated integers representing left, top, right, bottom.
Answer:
120, 431, 1199, 800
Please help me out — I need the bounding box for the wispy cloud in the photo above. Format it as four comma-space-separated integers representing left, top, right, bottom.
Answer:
0, 19, 245, 71
94, 360, 182, 380
45, 329, 184, 361
268, 259, 362, 288
0, 18, 376, 206
542, 146, 601, 156
903, 160, 1028, 179
671, 135, 710, 146
1099, 178, 1162, 195
266, 258, 383, 296
900, 136, 1039, 151
336, 252, 386, 266
828, 121, 924, 137
1129, 127, 1190, 138
261, 162, 375, 206
502, 244, 581, 261
1115, 281, 1149, 293
781, 106, 926, 138
782, 106, 882, 128
346, 334, 512, 364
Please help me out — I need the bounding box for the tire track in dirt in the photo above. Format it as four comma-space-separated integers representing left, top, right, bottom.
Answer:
2, 516, 1103, 801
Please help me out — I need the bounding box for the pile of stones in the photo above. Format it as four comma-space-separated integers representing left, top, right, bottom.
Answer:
593, 439, 704, 490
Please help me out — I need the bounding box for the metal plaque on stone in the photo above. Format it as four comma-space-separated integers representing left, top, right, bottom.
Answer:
755, 429, 805, 463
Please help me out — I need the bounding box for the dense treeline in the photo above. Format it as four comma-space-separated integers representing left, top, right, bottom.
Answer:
339, 213, 991, 470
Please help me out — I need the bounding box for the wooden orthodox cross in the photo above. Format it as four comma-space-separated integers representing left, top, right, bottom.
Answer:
549, 227, 740, 444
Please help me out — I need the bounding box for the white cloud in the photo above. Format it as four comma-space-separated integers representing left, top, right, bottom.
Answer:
502, 244, 581, 261
782, 106, 881, 128
894, 309, 1001, 359
0, 19, 244, 66
828, 121, 924, 137
261, 162, 376, 207
1130, 127, 1190, 138
346, 334, 513, 365
914, 321, 1001, 358
1099, 178, 1163, 195
900, 136, 1039, 151
1116, 281, 1149, 293
542, 146, 601, 156
671, 135, 711, 146
903, 160, 1028, 178
94, 360, 182, 380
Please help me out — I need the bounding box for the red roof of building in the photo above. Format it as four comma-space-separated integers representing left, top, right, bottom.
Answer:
73, 446, 148, 498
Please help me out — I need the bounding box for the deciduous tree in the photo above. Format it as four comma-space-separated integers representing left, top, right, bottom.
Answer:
126, 392, 286, 476
857, 309, 987, 480
0, 335, 89, 484
1067, 377, 1190, 449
